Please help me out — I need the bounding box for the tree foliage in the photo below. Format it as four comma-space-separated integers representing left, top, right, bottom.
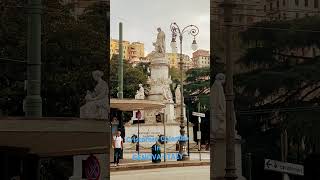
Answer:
110, 55, 147, 98
236, 16, 320, 167
0, 0, 108, 117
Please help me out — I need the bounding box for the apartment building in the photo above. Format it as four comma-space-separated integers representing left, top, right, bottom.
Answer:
110, 39, 145, 61
262, 0, 320, 61
263, 0, 320, 20
212, 0, 265, 32
166, 53, 191, 69
192, 50, 210, 68
62, 0, 97, 16
129, 42, 145, 59
110, 39, 131, 60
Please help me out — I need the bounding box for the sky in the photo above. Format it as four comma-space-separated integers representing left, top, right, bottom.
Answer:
110, 0, 210, 57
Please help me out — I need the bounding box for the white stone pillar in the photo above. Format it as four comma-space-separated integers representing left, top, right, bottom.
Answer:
69, 155, 83, 180
212, 133, 246, 180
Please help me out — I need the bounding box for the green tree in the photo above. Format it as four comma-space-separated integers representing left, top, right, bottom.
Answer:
110, 55, 147, 98
42, 0, 108, 117
184, 67, 210, 107
1, 1, 108, 179
0, 0, 27, 116
235, 16, 320, 169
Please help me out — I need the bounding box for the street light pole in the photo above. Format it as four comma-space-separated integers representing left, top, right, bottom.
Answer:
179, 30, 186, 161
198, 101, 201, 161
24, 0, 42, 117
170, 22, 199, 161
221, 0, 237, 179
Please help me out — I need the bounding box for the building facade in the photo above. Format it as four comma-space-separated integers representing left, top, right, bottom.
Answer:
192, 50, 210, 68
212, 0, 265, 32
110, 39, 130, 60
166, 53, 191, 69
110, 39, 144, 61
62, 0, 97, 16
129, 42, 145, 59
263, 0, 320, 20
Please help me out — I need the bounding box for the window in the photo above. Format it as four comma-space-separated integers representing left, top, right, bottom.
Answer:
283, 0, 286, 6
270, 3, 273, 10
277, 0, 280, 8
305, 0, 308, 7
264, 5, 266, 12
315, 0, 319, 8
283, 13, 286, 19
296, 12, 300, 18
295, 0, 299, 6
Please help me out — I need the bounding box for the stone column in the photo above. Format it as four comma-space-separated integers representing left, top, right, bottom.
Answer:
69, 156, 83, 180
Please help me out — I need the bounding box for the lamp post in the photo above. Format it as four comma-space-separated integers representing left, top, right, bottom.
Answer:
220, 0, 237, 179
170, 22, 199, 161
24, 0, 42, 117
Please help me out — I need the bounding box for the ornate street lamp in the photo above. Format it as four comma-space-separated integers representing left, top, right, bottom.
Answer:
170, 22, 199, 161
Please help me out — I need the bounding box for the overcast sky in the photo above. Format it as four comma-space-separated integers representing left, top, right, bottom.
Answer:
110, 0, 210, 57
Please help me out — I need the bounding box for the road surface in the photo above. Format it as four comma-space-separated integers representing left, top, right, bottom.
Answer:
111, 166, 209, 180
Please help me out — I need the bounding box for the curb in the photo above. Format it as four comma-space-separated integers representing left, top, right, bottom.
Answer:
110, 161, 210, 172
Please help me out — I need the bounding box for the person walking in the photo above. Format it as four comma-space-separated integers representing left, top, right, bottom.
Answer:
113, 130, 123, 166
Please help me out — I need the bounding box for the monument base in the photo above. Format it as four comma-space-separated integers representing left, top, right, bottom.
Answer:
212, 133, 246, 180
123, 122, 195, 153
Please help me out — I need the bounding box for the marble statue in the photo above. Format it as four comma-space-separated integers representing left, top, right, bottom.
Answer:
80, 70, 108, 119
211, 73, 245, 179
211, 73, 226, 134
135, 84, 145, 99
162, 85, 173, 103
150, 27, 166, 58
175, 85, 181, 104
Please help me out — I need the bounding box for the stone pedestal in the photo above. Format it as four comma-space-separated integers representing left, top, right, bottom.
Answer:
212, 133, 246, 180
147, 56, 170, 102
165, 102, 175, 123
123, 123, 194, 151
175, 104, 187, 122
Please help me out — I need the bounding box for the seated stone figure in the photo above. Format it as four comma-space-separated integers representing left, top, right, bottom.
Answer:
80, 70, 108, 119
135, 84, 145, 100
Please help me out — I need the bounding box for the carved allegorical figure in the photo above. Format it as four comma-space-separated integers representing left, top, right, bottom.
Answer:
175, 85, 181, 104
80, 70, 108, 119
135, 84, 145, 100
211, 73, 226, 134
162, 84, 173, 103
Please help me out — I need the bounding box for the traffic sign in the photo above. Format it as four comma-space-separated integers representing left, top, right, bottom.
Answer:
85, 155, 101, 180
264, 159, 304, 176
192, 112, 205, 117
197, 131, 201, 140
136, 110, 142, 120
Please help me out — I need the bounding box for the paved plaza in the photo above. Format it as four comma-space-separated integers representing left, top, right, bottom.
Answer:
110, 165, 210, 180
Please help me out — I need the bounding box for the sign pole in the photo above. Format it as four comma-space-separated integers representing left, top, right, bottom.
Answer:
198, 101, 201, 161
192, 110, 205, 161
198, 117, 201, 161
187, 103, 190, 157
138, 114, 140, 156
164, 114, 167, 162
136, 110, 141, 156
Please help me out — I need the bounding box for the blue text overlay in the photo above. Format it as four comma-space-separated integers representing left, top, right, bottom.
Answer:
126, 136, 188, 143
132, 153, 183, 161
